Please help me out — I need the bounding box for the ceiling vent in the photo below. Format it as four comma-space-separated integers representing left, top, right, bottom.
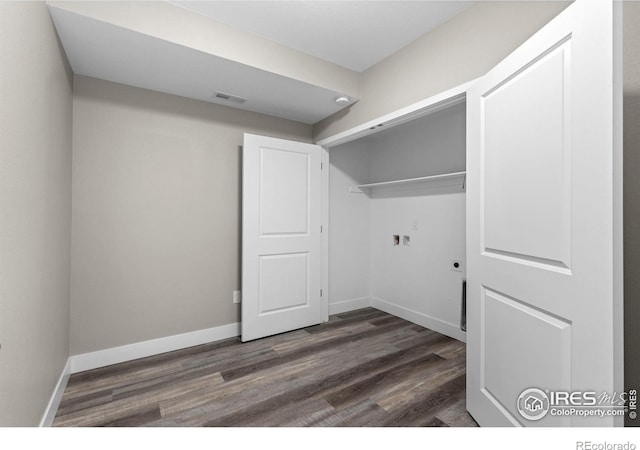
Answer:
214, 91, 247, 104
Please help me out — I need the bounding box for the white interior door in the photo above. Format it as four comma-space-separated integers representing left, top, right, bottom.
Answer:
467, 0, 622, 426
242, 133, 324, 342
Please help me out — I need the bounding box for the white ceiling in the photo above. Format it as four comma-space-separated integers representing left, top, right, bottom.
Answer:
49, 4, 359, 124
49, 1, 474, 124
169, 1, 474, 72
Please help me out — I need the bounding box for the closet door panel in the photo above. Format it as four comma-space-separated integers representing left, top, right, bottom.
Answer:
242, 133, 323, 342
466, 0, 622, 427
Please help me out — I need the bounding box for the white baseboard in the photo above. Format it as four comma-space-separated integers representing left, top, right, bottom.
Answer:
371, 297, 466, 343
328, 297, 371, 315
42, 305, 458, 424
39, 358, 71, 427
69, 322, 241, 374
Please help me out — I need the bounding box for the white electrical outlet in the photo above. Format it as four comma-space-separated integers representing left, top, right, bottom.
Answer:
451, 260, 463, 272
233, 290, 241, 304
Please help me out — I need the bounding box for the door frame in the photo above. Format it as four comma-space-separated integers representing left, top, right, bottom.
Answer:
321, 145, 330, 322
316, 80, 477, 315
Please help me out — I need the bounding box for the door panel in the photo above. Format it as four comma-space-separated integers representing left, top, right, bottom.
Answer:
467, 0, 622, 427
259, 253, 309, 314
242, 134, 323, 342
483, 39, 571, 268
259, 146, 310, 235
481, 288, 572, 426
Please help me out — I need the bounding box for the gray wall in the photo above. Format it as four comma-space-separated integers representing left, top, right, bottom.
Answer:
0, 2, 73, 425
368, 104, 466, 182
367, 104, 466, 338
70, 76, 312, 355
328, 140, 372, 312
624, 0, 640, 427
328, 103, 467, 339
314, 1, 570, 141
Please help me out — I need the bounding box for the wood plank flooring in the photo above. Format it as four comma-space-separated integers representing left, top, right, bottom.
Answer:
54, 308, 478, 427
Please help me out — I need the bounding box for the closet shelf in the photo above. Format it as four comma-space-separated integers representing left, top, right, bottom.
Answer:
350, 171, 466, 194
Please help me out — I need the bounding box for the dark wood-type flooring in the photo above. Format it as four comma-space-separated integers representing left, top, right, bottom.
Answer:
54, 308, 478, 427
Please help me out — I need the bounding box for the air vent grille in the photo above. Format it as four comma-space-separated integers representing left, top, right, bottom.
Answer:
214, 91, 247, 104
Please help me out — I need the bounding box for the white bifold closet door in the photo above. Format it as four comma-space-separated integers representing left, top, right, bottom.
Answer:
241, 133, 324, 342
466, 0, 622, 426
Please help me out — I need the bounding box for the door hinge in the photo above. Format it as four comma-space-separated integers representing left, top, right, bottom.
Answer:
320, 289, 323, 297
321, 225, 323, 233
321, 162, 323, 170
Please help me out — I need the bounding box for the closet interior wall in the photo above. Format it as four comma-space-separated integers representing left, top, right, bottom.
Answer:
328, 102, 467, 340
